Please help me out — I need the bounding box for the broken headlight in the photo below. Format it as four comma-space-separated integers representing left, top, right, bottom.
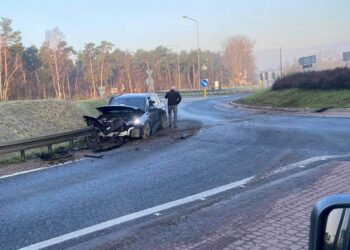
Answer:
133, 117, 141, 125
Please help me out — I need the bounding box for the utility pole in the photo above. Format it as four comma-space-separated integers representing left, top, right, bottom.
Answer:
273, 43, 283, 77
177, 53, 181, 89
279, 47, 283, 76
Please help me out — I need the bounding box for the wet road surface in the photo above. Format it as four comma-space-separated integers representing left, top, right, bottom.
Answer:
1, 94, 350, 249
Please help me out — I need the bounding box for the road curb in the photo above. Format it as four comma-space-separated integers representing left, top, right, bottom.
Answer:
230, 101, 316, 112
230, 101, 350, 116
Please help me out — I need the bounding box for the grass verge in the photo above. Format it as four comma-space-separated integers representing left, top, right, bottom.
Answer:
73, 99, 108, 116
237, 89, 350, 108
0, 98, 106, 166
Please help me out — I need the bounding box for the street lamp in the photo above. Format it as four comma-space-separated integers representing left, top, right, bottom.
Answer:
273, 43, 283, 77
167, 44, 181, 90
183, 15, 200, 89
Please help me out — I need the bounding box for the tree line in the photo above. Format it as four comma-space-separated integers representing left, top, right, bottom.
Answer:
0, 17, 257, 101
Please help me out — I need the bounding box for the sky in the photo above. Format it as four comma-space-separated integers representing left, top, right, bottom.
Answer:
1, 0, 350, 53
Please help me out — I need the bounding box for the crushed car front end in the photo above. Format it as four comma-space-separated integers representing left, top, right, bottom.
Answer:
83, 105, 146, 144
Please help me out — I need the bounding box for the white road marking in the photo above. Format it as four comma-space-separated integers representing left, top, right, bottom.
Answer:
19, 176, 254, 250
0, 159, 86, 180
272, 153, 350, 175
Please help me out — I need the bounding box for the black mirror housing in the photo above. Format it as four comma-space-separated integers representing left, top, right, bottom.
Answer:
309, 194, 350, 250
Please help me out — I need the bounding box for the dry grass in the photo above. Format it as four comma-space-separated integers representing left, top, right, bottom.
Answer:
238, 89, 350, 108
0, 98, 107, 143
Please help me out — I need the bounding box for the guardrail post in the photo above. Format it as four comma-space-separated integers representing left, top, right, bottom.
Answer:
69, 140, 74, 150
20, 150, 25, 160
48, 144, 52, 154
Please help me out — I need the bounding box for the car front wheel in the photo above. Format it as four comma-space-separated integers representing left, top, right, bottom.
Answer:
141, 122, 151, 139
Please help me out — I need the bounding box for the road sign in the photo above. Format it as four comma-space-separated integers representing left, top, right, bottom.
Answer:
145, 69, 155, 92
98, 86, 106, 98
214, 81, 219, 90
303, 64, 313, 69
298, 55, 316, 66
243, 70, 248, 79
201, 79, 208, 87
343, 51, 350, 62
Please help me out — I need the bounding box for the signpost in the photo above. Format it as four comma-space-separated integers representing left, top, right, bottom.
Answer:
201, 79, 208, 97
214, 81, 219, 90
145, 69, 155, 93
343, 51, 350, 67
298, 55, 316, 71
98, 86, 106, 98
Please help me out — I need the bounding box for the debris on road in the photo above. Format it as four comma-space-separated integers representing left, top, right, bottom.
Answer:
314, 107, 334, 113
37, 147, 73, 161
83, 154, 104, 159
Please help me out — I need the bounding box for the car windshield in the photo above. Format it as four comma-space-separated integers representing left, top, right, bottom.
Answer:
110, 97, 146, 111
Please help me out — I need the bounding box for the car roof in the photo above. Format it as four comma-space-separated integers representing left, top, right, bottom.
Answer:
112, 93, 155, 99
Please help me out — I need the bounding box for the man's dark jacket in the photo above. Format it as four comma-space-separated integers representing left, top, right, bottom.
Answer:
165, 89, 182, 106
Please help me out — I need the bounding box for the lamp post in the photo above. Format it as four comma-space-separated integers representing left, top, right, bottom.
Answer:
279, 46, 283, 76
183, 15, 200, 89
166, 44, 181, 90
273, 43, 283, 77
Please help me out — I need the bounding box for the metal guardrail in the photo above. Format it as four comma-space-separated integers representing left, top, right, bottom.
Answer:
0, 88, 257, 160
0, 127, 92, 159
156, 87, 257, 97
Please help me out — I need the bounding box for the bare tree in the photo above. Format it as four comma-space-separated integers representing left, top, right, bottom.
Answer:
0, 17, 22, 101
40, 28, 73, 99
82, 43, 98, 98
97, 41, 113, 87
223, 35, 256, 86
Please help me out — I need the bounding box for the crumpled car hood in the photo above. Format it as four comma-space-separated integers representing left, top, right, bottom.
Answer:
96, 105, 144, 114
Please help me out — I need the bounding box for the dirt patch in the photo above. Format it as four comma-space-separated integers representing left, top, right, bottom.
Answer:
0, 149, 91, 177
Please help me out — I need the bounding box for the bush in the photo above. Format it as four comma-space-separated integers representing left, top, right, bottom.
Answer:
272, 68, 350, 91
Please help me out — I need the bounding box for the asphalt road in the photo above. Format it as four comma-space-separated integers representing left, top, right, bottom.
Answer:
1, 94, 350, 249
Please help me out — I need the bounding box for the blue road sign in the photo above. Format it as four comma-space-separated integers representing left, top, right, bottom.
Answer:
298, 55, 316, 66
201, 79, 208, 87
343, 51, 350, 62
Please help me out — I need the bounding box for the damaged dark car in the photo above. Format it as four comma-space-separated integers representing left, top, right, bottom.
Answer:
84, 93, 167, 147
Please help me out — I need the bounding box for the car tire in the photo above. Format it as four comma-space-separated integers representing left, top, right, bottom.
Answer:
141, 122, 151, 139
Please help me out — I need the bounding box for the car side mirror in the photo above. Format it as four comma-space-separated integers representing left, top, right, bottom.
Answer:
149, 105, 157, 110
309, 194, 350, 250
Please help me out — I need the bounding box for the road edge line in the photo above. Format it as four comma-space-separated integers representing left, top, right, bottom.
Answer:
18, 176, 254, 250
0, 158, 86, 180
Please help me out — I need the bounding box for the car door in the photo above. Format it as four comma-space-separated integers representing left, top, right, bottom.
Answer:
154, 94, 166, 123
148, 95, 159, 133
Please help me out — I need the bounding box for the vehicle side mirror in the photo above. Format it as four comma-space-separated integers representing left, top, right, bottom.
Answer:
309, 194, 350, 250
149, 106, 157, 111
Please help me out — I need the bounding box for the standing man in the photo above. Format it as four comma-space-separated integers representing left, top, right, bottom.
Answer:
165, 86, 182, 128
